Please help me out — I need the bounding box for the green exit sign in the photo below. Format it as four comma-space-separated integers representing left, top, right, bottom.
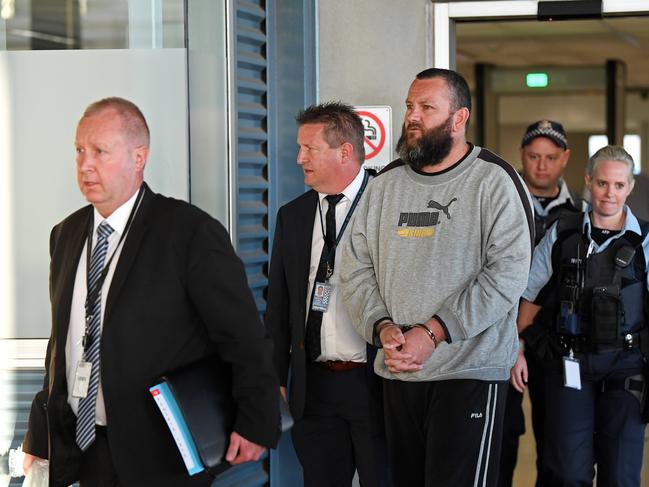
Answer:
526, 72, 549, 88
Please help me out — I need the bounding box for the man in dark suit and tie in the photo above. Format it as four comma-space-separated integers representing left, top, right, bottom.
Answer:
265, 102, 388, 487
22, 97, 279, 486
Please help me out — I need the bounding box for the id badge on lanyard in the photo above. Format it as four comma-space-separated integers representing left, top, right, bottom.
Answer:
310, 171, 369, 314
563, 348, 582, 390
312, 281, 333, 312
72, 361, 92, 398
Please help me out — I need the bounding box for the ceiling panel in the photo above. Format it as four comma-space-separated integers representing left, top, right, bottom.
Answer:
457, 17, 649, 90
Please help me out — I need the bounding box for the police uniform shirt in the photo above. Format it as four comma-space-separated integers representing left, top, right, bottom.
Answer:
531, 178, 580, 218
306, 168, 367, 362
522, 205, 649, 304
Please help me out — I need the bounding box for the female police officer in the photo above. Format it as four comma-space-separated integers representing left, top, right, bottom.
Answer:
511, 145, 648, 487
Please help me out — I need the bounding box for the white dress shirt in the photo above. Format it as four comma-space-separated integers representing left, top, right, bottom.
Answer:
306, 168, 367, 362
66, 189, 140, 425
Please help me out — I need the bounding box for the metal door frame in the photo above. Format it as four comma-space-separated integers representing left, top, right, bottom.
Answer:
432, 0, 649, 69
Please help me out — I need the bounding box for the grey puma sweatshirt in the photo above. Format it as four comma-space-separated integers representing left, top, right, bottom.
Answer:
340, 145, 533, 382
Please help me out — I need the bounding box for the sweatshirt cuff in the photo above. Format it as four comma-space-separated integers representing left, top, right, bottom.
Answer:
435, 307, 463, 342
372, 317, 393, 347
366, 309, 390, 342
432, 314, 452, 344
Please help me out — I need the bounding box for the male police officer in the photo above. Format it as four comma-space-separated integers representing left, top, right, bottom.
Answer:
499, 120, 581, 487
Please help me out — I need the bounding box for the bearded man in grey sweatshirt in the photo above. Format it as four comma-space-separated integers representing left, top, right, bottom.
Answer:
340, 68, 534, 487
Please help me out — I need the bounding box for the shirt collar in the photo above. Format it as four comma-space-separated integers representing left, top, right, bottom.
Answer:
531, 178, 574, 214
93, 187, 141, 237
318, 167, 365, 206
556, 178, 573, 203
584, 204, 641, 240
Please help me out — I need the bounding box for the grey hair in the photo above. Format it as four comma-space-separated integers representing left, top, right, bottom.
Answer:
587, 145, 635, 184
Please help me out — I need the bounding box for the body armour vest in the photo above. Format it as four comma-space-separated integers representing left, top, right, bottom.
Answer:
533, 200, 580, 246
547, 212, 647, 351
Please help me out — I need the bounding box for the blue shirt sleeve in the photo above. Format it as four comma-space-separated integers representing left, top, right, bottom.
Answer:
642, 232, 649, 291
522, 222, 558, 303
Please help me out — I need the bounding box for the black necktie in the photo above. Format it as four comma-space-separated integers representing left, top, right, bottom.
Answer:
305, 194, 344, 362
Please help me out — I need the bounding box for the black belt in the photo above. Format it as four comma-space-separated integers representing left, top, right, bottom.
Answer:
601, 375, 644, 393
600, 374, 645, 404
556, 332, 641, 353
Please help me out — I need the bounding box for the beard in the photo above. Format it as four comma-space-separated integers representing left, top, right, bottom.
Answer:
396, 115, 454, 171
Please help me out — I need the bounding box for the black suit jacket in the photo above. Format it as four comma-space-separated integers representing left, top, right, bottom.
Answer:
265, 180, 379, 421
265, 190, 319, 420
24, 184, 279, 487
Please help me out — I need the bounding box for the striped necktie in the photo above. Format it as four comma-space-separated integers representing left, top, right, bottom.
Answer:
76, 221, 114, 451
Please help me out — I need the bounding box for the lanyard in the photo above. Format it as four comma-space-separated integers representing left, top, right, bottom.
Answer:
317, 169, 369, 278
83, 186, 145, 326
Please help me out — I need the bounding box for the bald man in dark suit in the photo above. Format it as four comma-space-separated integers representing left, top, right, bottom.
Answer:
23, 97, 279, 486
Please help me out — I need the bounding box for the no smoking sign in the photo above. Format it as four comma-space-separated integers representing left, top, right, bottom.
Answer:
355, 106, 392, 171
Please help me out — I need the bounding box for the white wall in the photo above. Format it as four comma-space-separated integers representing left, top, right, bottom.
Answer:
187, 0, 230, 227
318, 0, 433, 158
